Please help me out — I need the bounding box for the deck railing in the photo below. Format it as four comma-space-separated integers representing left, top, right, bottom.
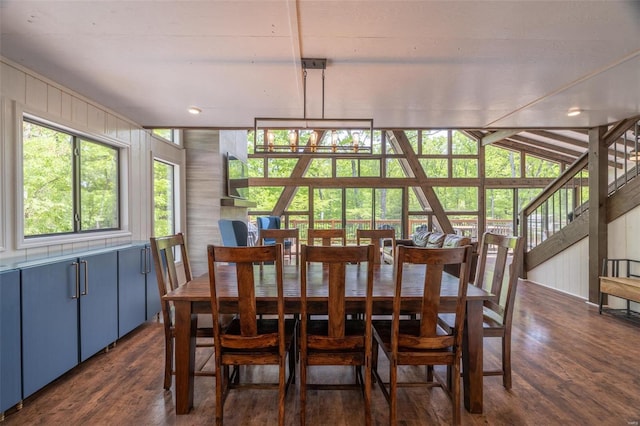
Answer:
281, 218, 512, 245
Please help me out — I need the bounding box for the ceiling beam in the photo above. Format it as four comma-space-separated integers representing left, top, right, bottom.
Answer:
494, 140, 576, 165
507, 135, 582, 158
482, 129, 521, 145
529, 130, 587, 148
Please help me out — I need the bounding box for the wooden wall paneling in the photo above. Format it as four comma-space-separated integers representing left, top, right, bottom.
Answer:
25, 75, 47, 112
87, 104, 106, 134
47, 85, 62, 117
106, 113, 118, 140
129, 129, 143, 242
116, 118, 131, 144
1, 62, 26, 103
71, 96, 88, 127
60, 92, 72, 122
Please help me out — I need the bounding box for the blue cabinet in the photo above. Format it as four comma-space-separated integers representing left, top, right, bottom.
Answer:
1, 270, 21, 413
118, 246, 147, 337
21, 260, 80, 397
21, 252, 118, 397
144, 245, 160, 320
79, 252, 118, 362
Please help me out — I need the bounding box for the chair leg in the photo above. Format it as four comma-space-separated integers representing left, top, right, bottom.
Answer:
215, 361, 224, 426
502, 334, 512, 389
365, 355, 372, 426
452, 358, 461, 426
279, 357, 286, 426
164, 336, 172, 390
389, 359, 397, 426
427, 365, 434, 382
300, 355, 307, 426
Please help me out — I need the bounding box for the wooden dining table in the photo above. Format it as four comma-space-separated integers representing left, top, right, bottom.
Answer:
164, 263, 491, 415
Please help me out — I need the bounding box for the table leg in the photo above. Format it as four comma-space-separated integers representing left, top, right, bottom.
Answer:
462, 298, 483, 413
174, 300, 197, 414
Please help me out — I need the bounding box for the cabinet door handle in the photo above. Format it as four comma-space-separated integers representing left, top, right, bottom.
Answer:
71, 261, 80, 299
140, 248, 146, 275
80, 260, 89, 296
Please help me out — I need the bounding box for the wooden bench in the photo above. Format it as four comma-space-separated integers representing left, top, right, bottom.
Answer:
599, 258, 640, 316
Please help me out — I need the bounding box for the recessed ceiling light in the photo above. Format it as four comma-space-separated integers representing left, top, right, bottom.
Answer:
188, 106, 202, 115
567, 107, 582, 117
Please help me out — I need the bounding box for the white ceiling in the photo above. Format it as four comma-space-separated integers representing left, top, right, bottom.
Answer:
1, 0, 640, 130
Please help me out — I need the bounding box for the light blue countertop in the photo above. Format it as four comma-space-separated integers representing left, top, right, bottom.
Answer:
0, 242, 148, 273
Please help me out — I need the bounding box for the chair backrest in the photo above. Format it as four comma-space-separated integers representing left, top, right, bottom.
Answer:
300, 244, 375, 343
307, 228, 346, 246
150, 233, 192, 328
208, 244, 286, 352
218, 219, 249, 247
474, 232, 524, 327
356, 228, 396, 264
259, 228, 300, 264
392, 245, 472, 352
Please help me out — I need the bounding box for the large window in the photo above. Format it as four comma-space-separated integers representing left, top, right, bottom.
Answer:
22, 119, 119, 237
153, 159, 176, 237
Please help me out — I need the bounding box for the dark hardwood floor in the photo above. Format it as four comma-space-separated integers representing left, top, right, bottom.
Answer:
3, 280, 640, 425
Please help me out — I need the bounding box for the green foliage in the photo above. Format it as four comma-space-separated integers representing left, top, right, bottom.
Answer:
525, 155, 560, 177
245, 130, 564, 234
23, 122, 74, 235
152, 129, 174, 141
434, 187, 478, 211
422, 130, 448, 155
486, 145, 521, 177
486, 189, 513, 220
420, 158, 448, 177
314, 188, 342, 221
80, 140, 119, 231
22, 121, 120, 237
452, 159, 478, 177
154, 160, 174, 237
249, 186, 283, 211
452, 131, 477, 155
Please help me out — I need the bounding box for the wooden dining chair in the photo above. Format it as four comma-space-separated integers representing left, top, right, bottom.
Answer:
356, 228, 396, 264
372, 244, 473, 426
207, 244, 297, 426
299, 244, 375, 426
307, 228, 346, 246
259, 228, 300, 265
149, 233, 215, 390
472, 232, 524, 389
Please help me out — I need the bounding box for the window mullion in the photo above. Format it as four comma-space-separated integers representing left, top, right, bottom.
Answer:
73, 137, 81, 232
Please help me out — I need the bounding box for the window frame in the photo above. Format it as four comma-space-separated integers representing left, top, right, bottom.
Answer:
17, 111, 131, 249
152, 158, 179, 237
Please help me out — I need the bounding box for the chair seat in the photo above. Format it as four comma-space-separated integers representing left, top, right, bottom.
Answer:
264, 239, 293, 248
222, 318, 297, 351
373, 320, 455, 357
306, 319, 366, 351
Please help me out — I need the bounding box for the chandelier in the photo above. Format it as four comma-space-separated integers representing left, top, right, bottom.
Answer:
254, 58, 374, 155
